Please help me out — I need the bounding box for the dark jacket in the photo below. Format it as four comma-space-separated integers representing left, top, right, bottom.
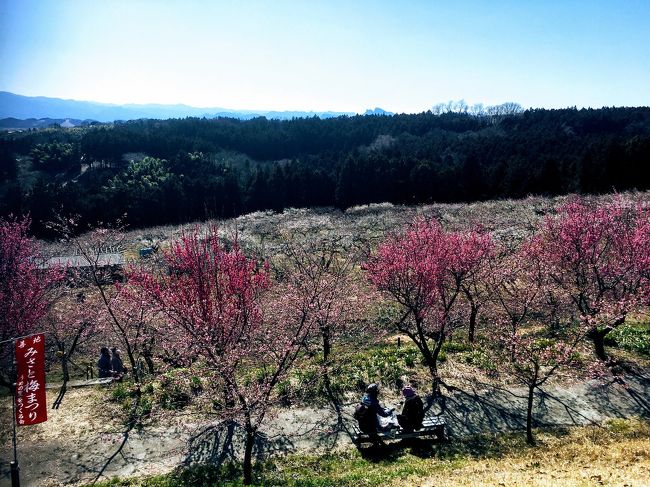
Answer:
398, 395, 424, 431
355, 401, 376, 434
111, 354, 125, 375
362, 393, 392, 418
98, 353, 112, 378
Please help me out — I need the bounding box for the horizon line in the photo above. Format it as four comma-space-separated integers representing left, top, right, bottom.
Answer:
3, 90, 650, 116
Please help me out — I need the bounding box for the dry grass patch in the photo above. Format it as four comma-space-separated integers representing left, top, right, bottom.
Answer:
396, 419, 650, 487
0, 386, 123, 447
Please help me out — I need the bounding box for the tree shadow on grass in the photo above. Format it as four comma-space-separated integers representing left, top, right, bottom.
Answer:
182, 419, 294, 470
437, 372, 649, 442
438, 382, 527, 437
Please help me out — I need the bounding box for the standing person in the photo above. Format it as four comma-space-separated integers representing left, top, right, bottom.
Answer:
397, 386, 424, 432
97, 347, 112, 378
110, 347, 126, 380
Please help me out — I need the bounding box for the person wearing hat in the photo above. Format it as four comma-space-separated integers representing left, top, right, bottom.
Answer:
397, 386, 424, 432
363, 383, 395, 430
354, 395, 377, 435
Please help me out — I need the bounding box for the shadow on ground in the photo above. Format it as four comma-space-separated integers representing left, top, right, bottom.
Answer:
1, 371, 647, 486
182, 420, 294, 469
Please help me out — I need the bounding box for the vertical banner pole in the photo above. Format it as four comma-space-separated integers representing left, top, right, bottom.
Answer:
10, 340, 20, 487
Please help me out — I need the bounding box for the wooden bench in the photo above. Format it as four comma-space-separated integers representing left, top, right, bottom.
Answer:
353, 416, 446, 444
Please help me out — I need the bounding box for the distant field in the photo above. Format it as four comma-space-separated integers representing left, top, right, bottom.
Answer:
41, 190, 650, 258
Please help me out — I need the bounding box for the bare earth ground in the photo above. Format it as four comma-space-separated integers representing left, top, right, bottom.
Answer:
1, 371, 648, 487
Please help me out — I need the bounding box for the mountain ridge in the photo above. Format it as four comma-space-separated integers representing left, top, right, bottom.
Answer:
0, 91, 388, 122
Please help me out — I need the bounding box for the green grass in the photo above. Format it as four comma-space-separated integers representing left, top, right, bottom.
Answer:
606, 322, 650, 356
87, 440, 470, 487
286, 338, 488, 402
290, 343, 423, 401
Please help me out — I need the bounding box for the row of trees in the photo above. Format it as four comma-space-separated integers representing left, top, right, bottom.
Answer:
2, 106, 650, 236
366, 197, 649, 443
1, 196, 649, 482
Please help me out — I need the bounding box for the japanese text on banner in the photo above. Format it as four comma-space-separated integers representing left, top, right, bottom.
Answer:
15, 333, 47, 426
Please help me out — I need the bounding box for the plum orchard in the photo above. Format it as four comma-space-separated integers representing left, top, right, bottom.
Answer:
2, 195, 648, 480
365, 197, 649, 443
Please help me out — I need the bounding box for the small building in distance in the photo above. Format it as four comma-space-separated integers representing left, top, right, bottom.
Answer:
41, 253, 125, 285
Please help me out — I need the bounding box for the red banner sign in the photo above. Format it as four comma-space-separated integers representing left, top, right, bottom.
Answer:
15, 333, 47, 426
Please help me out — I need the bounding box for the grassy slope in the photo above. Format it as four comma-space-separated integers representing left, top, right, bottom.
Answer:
91, 418, 650, 487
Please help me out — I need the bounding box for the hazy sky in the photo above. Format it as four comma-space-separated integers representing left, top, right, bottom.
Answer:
1, 0, 649, 113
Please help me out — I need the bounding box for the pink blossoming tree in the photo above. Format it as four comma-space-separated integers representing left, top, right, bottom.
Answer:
48, 216, 150, 382
497, 329, 583, 445
527, 198, 650, 361
365, 218, 494, 393
277, 236, 371, 403
130, 226, 315, 484
46, 288, 102, 408
0, 216, 60, 390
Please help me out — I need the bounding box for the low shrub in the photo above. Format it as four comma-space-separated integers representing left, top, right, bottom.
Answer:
606, 323, 650, 356
157, 372, 192, 410
442, 341, 472, 354
293, 344, 422, 399
462, 348, 497, 371
111, 382, 131, 403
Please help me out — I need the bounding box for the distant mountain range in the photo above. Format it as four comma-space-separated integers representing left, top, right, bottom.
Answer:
0, 91, 393, 126
0, 117, 100, 130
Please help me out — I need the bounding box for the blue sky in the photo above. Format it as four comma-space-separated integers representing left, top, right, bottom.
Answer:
1, 0, 649, 113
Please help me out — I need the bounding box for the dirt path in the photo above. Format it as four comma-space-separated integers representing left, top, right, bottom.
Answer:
1, 373, 648, 487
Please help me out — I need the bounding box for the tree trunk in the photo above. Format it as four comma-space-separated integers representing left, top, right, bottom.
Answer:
588, 328, 610, 362
125, 348, 140, 383
143, 354, 155, 375
468, 306, 478, 344
53, 344, 70, 409
243, 428, 255, 485
427, 359, 440, 391
61, 352, 70, 383
429, 342, 443, 396
322, 328, 336, 404
322, 327, 331, 388
322, 326, 331, 364
526, 382, 536, 445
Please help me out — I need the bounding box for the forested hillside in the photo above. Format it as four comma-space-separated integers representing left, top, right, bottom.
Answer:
1, 106, 649, 236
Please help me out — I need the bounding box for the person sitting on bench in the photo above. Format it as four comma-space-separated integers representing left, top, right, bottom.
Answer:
355, 384, 395, 433
97, 347, 112, 378
354, 395, 377, 435
397, 386, 424, 432
111, 347, 127, 380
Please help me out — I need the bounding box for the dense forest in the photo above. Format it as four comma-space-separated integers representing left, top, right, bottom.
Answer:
1, 106, 649, 236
